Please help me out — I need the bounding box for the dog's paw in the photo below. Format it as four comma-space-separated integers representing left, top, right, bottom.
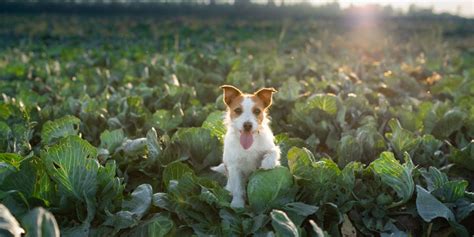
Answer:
230, 198, 245, 208
224, 184, 232, 192
260, 154, 277, 170
211, 163, 226, 174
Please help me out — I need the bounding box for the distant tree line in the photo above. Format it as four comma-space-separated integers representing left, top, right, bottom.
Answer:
0, 0, 467, 20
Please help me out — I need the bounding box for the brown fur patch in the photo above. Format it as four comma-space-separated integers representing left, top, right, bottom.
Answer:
221, 85, 243, 107
250, 95, 266, 124
228, 95, 244, 120
221, 85, 277, 125
254, 88, 277, 108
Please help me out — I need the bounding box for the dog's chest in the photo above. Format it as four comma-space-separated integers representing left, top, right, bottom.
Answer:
223, 134, 268, 172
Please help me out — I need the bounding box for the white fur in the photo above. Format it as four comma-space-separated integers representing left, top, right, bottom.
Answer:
229, 98, 260, 133
212, 96, 280, 208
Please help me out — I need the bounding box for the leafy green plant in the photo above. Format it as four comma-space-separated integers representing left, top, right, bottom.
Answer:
247, 167, 294, 213
0, 14, 472, 236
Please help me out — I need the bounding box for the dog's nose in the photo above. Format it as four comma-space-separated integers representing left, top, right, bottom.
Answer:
243, 122, 252, 132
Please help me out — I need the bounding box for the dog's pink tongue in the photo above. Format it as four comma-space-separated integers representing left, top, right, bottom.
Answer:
240, 132, 254, 150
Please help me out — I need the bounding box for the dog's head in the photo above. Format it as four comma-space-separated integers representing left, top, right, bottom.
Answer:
221, 85, 277, 149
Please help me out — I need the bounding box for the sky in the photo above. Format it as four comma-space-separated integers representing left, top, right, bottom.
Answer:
264, 0, 474, 18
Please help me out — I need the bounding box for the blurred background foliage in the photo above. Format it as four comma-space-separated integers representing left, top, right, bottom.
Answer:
0, 2, 473, 237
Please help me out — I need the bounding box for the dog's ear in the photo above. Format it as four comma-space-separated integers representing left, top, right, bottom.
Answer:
221, 85, 243, 106
254, 87, 277, 108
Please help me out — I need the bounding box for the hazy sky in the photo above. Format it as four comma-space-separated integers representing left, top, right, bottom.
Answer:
267, 0, 474, 17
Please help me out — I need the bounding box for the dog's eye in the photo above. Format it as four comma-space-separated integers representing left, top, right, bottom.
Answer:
234, 108, 242, 114
253, 109, 261, 115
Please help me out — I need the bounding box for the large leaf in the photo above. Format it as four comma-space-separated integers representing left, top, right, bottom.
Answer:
276, 77, 301, 102
202, 111, 226, 143
171, 127, 221, 171
337, 135, 362, 167
415, 185, 469, 236
0, 153, 25, 184
61, 222, 90, 237
281, 202, 319, 226
152, 109, 183, 133
380, 222, 408, 237
271, 209, 299, 237
309, 220, 328, 237
99, 129, 125, 153
152, 193, 173, 211
146, 128, 162, 162
449, 141, 474, 171
0, 121, 11, 152
300, 164, 343, 205
162, 162, 194, 189
41, 116, 81, 145
127, 213, 174, 237
412, 134, 443, 166
306, 94, 339, 116
21, 207, 60, 237
0, 204, 24, 237
104, 184, 153, 232
340, 161, 364, 193
455, 198, 474, 221
355, 121, 386, 158
247, 167, 294, 213
275, 134, 308, 167
122, 184, 153, 220
96, 160, 123, 212
432, 181, 468, 203
34, 165, 55, 206
1, 158, 36, 200
0, 153, 23, 170
167, 172, 200, 198
103, 211, 137, 233
282, 202, 318, 218
1, 159, 53, 212
386, 119, 420, 157
160, 173, 220, 231
420, 167, 468, 203
420, 167, 449, 192
120, 138, 147, 156
288, 146, 352, 206
41, 136, 99, 201
371, 152, 414, 207
287, 147, 316, 178
432, 108, 466, 139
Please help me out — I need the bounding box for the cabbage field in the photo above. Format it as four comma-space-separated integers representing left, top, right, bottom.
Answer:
0, 14, 473, 236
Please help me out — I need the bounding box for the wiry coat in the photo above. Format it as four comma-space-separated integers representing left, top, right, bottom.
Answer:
212, 86, 280, 208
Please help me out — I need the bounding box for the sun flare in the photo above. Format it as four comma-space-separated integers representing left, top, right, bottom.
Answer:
307, 0, 473, 17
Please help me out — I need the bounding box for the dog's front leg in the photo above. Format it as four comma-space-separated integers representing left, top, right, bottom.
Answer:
260, 146, 281, 170
225, 167, 245, 208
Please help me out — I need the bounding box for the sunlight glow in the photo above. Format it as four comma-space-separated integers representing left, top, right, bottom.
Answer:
307, 0, 474, 17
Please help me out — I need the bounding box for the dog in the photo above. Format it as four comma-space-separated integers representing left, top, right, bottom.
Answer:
211, 85, 281, 208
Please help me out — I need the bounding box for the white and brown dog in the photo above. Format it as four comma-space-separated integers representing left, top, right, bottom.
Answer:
212, 85, 281, 208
